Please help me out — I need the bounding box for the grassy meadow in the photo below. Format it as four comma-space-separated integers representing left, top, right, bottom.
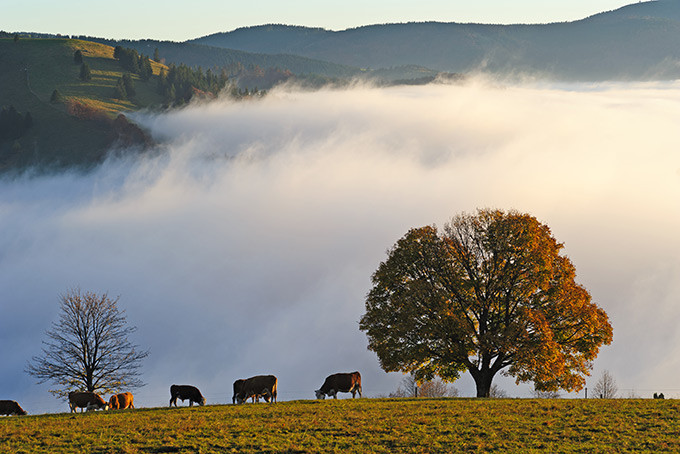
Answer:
2, 398, 679, 453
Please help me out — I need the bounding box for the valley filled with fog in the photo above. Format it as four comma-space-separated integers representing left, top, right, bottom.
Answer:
2, 79, 680, 413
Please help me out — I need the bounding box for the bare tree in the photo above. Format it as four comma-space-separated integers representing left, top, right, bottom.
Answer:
593, 370, 618, 399
532, 388, 561, 399
489, 384, 509, 398
390, 374, 458, 398
26, 289, 148, 398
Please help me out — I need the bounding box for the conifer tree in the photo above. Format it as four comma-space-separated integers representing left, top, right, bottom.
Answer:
122, 73, 136, 97
79, 62, 92, 81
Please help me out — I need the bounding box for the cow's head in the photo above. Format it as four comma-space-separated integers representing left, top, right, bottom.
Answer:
199, 397, 206, 406
315, 389, 326, 399
109, 395, 119, 410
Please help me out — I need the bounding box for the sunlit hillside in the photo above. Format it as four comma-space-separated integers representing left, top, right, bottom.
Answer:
0, 38, 165, 171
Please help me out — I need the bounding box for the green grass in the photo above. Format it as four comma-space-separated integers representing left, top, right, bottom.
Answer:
2, 398, 679, 453
0, 38, 166, 171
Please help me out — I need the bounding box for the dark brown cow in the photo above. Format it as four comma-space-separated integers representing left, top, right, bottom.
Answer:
315, 372, 362, 399
169, 384, 206, 407
232, 379, 245, 404
68, 391, 109, 412
235, 375, 277, 404
109, 392, 134, 410
233, 379, 271, 404
0, 400, 27, 416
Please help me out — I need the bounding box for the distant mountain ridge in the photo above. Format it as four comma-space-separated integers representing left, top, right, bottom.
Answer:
190, 0, 680, 80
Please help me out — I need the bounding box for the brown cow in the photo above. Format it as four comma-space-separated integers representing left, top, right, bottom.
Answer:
233, 379, 270, 404
169, 384, 206, 407
109, 392, 134, 410
68, 391, 109, 412
315, 372, 362, 399
235, 375, 277, 404
0, 400, 27, 416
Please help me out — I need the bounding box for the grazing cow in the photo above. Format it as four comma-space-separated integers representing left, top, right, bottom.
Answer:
233, 379, 245, 404
68, 391, 109, 412
233, 378, 271, 404
0, 400, 27, 416
169, 384, 206, 407
235, 375, 277, 404
654, 392, 666, 399
109, 392, 134, 410
315, 372, 362, 399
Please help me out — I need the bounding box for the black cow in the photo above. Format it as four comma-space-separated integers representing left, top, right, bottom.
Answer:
233, 378, 272, 404
315, 372, 362, 399
0, 400, 27, 416
232, 379, 245, 404
169, 384, 206, 407
235, 375, 277, 404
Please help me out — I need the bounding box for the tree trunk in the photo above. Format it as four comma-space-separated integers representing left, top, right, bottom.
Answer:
472, 370, 494, 398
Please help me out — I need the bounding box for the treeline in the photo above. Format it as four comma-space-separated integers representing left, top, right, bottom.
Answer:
0, 106, 32, 141
113, 46, 153, 81
158, 63, 230, 105
109, 44, 302, 105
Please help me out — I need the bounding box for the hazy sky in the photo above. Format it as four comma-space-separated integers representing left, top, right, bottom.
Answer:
2, 79, 680, 413
6, 0, 636, 41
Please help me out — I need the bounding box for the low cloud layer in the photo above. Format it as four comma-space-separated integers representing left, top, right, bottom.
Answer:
2, 80, 680, 413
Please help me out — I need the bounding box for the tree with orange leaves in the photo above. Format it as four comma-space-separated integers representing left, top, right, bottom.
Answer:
360, 208, 612, 397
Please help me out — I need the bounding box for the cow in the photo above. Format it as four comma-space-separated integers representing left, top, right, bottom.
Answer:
68, 391, 109, 412
109, 392, 134, 410
233, 378, 271, 404
315, 372, 362, 399
235, 375, 277, 404
0, 400, 27, 416
169, 384, 206, 407
232, 379, 245, 404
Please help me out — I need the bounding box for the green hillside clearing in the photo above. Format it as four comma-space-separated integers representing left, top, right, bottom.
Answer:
0, 38, 165, 171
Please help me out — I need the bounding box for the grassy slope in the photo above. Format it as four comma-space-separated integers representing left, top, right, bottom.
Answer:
2, 398, 679, 453
0, 38, 165, 171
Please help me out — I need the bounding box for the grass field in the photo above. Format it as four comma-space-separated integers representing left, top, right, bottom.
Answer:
1, 398, 678, 453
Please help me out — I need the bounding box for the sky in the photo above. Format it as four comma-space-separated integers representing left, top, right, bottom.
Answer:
2, 79, 680, 413
5, 0, 637, 41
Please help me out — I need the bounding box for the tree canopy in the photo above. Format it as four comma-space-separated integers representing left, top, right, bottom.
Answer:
360, 208, 613, 397
26, 289, 148, 398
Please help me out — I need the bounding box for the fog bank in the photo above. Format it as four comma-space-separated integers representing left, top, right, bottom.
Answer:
2, 80, 680, 413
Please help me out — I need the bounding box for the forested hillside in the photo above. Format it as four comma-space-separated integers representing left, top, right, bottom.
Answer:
0, 38, 231, 172
191, 0, 680, 80
77, 38, 362, 80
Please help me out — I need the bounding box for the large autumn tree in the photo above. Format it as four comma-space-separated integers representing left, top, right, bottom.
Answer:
360, 209, 612, 397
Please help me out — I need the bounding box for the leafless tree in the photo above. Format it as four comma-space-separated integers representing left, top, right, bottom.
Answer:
26, 289, 148, 398
532, 388, 561, 398
593, 370, 618, 399
390, 374, 459, 398
489, 384, 509, 398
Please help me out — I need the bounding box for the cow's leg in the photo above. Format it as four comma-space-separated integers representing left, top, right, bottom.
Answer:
331, 390, 337, 399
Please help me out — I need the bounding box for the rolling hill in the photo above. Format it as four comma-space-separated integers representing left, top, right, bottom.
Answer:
0, 38, 164, 172
190, 0, 680, 81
